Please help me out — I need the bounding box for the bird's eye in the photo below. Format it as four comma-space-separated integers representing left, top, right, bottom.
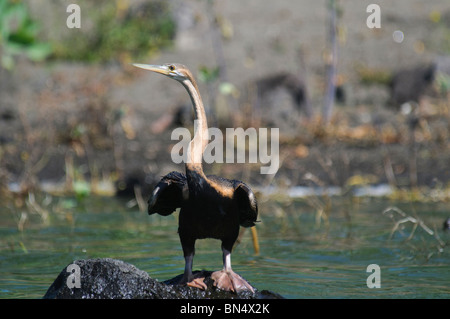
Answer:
168, 65, 175, 71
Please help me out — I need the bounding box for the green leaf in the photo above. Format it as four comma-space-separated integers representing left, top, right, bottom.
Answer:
0, 0, 52, 69
73, 180, 91, 199
61, 198, 78, 209
25, 42, 52, 61
1, 54, 14, 70
198, 66, 220, 83
219, 82, 238, 96
3, 40, 25, 55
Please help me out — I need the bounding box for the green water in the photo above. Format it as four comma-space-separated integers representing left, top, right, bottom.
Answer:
0, 194, 449, 299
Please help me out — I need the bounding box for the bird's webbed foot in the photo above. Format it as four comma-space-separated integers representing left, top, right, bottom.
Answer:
187, 277, 207, 290
211, 269, 254, 293
179, 273, 208, 290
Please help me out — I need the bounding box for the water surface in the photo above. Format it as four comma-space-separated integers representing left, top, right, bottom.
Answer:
0, 194, 449, 298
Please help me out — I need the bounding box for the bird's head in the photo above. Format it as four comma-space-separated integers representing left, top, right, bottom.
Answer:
133, 63, 194, 83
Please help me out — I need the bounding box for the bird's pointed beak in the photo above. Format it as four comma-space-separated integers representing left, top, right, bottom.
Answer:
133, 63, 170, 75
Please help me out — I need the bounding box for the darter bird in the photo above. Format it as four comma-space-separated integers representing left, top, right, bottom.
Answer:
134, 63, 258, 293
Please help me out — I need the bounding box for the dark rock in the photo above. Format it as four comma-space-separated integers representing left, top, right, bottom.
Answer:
115, 171, 155, 199
390, 64, 436, 105
253, 72, 311, 118
43, 258, 283, 299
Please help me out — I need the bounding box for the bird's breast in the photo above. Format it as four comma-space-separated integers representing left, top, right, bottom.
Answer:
179, 193, 239, 240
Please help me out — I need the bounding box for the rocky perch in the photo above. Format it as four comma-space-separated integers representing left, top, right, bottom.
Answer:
43, 258, 283, 299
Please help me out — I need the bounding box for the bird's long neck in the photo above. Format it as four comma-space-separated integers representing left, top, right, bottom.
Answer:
181, 78, 208, 180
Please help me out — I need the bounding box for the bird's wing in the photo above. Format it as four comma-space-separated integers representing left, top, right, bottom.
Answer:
234, 181, 259, 228
148, 171, 187, 216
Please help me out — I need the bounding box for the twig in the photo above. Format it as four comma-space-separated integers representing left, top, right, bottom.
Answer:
382, 206, 434, 241
26, 192, 49, 223
322, 0, 338, 124
133, 185, 146, 213
382, 145, 398, 188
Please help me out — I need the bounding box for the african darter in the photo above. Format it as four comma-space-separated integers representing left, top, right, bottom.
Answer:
133, 63, 258, 293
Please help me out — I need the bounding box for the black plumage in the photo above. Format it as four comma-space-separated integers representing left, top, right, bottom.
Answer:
149, 172, 258, 229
